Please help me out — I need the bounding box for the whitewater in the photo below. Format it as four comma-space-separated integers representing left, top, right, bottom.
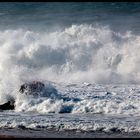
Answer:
0, 24, 140, 135
0, 2, 140, 137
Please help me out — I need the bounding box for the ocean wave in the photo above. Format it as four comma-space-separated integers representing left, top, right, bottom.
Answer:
0, 24, 140, 114
0, 24, 140, 85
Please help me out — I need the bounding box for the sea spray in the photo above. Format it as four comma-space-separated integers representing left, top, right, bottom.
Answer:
0, 24, 140, 85
0, 24, 140, 113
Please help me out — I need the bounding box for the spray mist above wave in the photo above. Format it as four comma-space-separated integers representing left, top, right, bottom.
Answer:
0, 24, 140, 86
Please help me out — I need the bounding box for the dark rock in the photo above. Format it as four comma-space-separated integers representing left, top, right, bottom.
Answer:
0, 100, 15, 110
19, 81, 45, 96
19, 81, 61, 99
0, 81, 45, 110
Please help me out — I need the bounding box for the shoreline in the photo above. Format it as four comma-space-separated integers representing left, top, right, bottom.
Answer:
0, 128, 140, 138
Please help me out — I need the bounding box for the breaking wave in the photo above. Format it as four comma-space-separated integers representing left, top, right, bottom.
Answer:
0, 24, 140, 85
0, 24, 140, 114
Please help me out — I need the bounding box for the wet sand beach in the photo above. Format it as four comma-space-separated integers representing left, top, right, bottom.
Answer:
0, 128, 140, 138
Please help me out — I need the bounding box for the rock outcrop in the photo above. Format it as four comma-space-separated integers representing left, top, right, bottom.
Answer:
19, 81, 45, 96
0, 100, 15, 110
0, 81, 45, 110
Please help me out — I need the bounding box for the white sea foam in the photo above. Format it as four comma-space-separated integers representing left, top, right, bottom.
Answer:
11, 83, 140, 116
0, 24, 140, 85
0, 24, 140, 115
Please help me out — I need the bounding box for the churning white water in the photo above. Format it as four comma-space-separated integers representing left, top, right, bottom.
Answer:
0, 3, 140, 136
0, 24, 139, 114
0, 24, 140, 85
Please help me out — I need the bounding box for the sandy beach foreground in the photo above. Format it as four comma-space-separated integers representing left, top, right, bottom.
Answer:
0, 128, 140, 138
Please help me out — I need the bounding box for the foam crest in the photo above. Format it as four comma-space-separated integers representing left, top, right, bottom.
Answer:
0, 24, 140, 84
0, 24, 140, 106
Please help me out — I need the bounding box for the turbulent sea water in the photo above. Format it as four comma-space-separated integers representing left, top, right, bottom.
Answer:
0, 2, 140, 136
